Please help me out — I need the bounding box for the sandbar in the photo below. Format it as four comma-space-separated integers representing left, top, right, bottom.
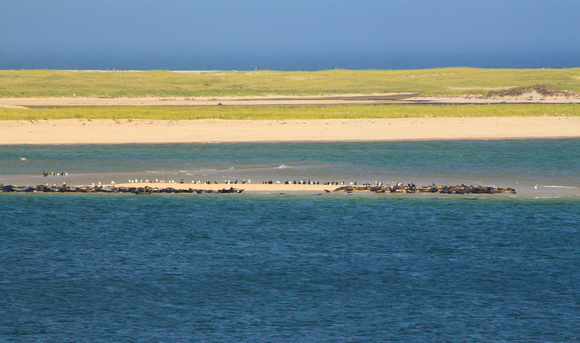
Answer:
0, 116, 578, 144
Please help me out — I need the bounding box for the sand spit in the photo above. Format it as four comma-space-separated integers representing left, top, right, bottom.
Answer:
1, 117, 578, 144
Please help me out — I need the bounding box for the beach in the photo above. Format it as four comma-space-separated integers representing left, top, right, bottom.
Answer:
1, 116, 579, 145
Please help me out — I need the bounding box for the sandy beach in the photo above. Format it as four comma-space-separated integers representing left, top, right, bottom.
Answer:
1, 116, 578, 144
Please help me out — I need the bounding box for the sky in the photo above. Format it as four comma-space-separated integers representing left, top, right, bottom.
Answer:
1, 0, 579, 58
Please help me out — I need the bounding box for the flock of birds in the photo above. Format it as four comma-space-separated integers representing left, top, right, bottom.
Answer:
125, 178, 394, 187
127, 178, 252, 184
35, 171, 397, 188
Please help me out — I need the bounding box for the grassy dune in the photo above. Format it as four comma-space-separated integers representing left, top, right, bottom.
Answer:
2, 68, 578, 120
1, 68, 579, 98
1, 104, 578, 121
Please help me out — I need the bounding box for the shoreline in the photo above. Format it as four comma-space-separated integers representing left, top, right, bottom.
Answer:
1, 117, 579, 144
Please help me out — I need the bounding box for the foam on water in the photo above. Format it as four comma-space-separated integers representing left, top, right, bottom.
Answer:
540, 185, 579, 189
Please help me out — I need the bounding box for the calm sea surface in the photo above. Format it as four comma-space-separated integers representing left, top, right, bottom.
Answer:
1, 140, 579, 341
1, 195, 579, 341
2, 52, 578, 70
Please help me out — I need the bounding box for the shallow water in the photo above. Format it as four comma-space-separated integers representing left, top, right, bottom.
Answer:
1, 139, 579, 197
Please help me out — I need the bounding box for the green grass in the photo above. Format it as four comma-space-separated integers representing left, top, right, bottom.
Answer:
1, 68, 579, 98
2, 68, 577, 120
1, 104, 578, 121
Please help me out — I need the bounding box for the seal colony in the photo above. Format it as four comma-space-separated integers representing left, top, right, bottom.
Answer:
0, 184, 244, 194
333, 184, 516, 194
0, 182, 516, 195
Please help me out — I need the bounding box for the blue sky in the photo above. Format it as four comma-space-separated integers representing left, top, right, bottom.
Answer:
1, 0, 579, 57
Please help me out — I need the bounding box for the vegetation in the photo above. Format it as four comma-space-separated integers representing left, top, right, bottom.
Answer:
1, 68, 579, 98
1, 68, 577, 120
1, 104, 578, 121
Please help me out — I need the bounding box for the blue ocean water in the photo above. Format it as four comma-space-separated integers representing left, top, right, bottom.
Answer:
1, 51, 578, 70
1, 194, 579, 341
1, 140, 579, 341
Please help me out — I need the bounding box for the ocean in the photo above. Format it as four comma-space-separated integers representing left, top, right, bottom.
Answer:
1, 51, 579, 71
1, 140, 579, 341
